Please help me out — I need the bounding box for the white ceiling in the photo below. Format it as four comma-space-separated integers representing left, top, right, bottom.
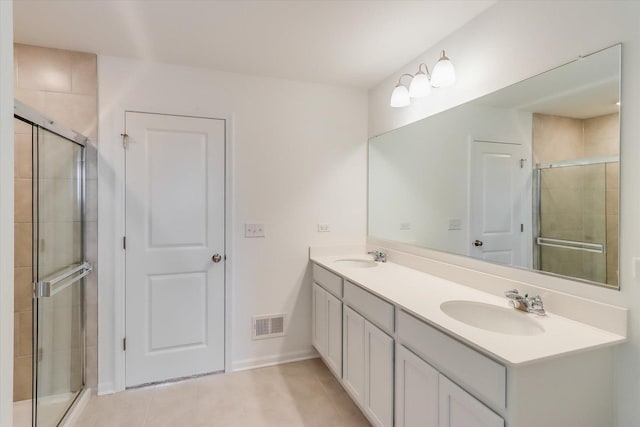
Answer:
12, 0, 496, 88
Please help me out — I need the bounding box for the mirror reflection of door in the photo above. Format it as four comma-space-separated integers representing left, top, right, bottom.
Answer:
469, 140, 528, 267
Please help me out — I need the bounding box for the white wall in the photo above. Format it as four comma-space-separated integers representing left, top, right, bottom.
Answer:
368, 1, 640, 425
0, 1, 13, 425
98, 56, 367, 392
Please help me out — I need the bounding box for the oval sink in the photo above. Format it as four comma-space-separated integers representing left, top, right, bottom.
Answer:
440, 300, 545, 336
333, 259, 378, 269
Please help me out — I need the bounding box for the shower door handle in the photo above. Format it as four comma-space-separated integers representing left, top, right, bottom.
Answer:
473, 240, 484, 247
35, 261, 93, 298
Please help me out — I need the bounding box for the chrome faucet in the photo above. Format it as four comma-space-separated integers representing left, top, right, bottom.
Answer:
504, 289, 546, 316
367, 251, 387, 263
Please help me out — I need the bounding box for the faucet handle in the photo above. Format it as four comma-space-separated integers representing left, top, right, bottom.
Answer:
504, 289, 520, 298
529, 295, 545, 314
367, 250, 387, 263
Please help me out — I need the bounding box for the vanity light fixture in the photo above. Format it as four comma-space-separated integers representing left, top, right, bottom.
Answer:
409, 63, 431, 98
390, 74, 412, 107
390, 50, 456, 107
431, 50, 456, 88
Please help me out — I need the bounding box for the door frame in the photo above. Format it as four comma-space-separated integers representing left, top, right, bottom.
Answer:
99, 105, 234, 394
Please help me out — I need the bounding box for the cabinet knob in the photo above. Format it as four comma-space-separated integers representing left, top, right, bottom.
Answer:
473, 240, 484, 247
212, 254, 222, 263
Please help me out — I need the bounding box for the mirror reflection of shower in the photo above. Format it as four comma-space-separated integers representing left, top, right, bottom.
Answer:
533, 112, 619, 287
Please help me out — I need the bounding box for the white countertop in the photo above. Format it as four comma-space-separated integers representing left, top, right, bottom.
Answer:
311, 254, 627, 367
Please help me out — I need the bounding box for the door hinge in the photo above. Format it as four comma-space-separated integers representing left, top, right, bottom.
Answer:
521, 223, 524, 232
123, 236, 126, 250
520, 158, 526, 168
123, 337, 127, 351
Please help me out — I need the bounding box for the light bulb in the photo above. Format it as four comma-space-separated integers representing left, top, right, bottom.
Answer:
409, 72, 431, 98
431, 50, 456, 88
390, 84, 410, 107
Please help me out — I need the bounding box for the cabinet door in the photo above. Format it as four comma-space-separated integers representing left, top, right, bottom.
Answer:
326, 291, 343, 377
396, 345, 439, 427
312, 283, 328, 358
364, 320, 394, 427
343, 306, 366, 405
439, 375, 504, 427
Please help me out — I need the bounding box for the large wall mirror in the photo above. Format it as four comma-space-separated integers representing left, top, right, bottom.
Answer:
369, 44, 620, 289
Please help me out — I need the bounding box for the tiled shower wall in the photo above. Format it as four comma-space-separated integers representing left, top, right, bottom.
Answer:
13, 118, 33, 401
533, 112, 619, 286
13, 44, 98, 400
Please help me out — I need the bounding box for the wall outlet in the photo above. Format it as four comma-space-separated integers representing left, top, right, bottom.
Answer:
400, 222, 411, 230
448, 218, 462, 230
317, 223, 331, 232
245, 223, 265, 238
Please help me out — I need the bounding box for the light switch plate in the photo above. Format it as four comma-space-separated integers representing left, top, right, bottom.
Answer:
448, 218, 462, 230
317, 223, 331, 232
245, 223, 265, 238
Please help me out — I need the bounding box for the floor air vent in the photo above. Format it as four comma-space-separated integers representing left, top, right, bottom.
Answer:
252, 314, 286, 339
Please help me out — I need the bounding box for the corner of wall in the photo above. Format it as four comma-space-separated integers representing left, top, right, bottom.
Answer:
0, 1, 14, 425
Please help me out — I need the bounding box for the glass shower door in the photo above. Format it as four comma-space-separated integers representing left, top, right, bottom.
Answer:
537, 163, 607, 283
33, 126, 87, 427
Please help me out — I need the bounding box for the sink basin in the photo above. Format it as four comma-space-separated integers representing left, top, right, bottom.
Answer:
440, 300, 545, 336
333, 259, 378, 269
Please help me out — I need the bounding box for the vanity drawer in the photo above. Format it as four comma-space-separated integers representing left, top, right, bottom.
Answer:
343, 281, 394, 334
312, 264, 343, 298
397, 310, 506, 410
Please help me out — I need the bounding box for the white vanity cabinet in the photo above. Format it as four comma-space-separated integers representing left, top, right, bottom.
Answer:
312, 282, 343, 378
343, 305, 394, 427
311, 259, 620, 427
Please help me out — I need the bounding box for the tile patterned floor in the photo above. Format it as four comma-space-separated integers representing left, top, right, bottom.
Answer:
74, 358, 372, 427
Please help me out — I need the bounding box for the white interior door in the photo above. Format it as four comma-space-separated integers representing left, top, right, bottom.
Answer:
125, 112, 225, 387
470, 140, 526, 267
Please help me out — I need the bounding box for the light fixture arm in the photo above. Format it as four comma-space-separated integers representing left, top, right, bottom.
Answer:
416, 63, 431, 78
396, 73, 414, 86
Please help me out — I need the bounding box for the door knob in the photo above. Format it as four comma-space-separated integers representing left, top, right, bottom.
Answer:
212, 254, 222, 263
473, 240, 484, 247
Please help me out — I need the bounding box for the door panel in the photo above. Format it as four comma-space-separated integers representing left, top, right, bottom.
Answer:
312, 283, 328, 357
439, 375, 504, 427
343, 306, 365, 405
470, 140, 527, 267
364, 320, 394, 427
396, 345, 438, 427
33, 126, 85, 427
125, 112, 225, 386
326, 291, 343, 377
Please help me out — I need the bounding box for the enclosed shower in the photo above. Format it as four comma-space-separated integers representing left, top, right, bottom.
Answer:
535, 157, 619, 287
13, 100, 92, 427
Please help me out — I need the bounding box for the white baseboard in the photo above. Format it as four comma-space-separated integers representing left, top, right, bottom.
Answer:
97, 381, 114, 396
59, 387, 91, 427
231, 349, 319, 372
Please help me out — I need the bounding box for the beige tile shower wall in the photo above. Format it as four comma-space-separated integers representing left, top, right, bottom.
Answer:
532, 113, 583, 164
13, 118, 32, 402
13, 43, 99, 392
584, 113, 620, 157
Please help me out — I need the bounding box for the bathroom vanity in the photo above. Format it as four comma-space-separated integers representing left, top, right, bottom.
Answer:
310, 249, 626, 427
